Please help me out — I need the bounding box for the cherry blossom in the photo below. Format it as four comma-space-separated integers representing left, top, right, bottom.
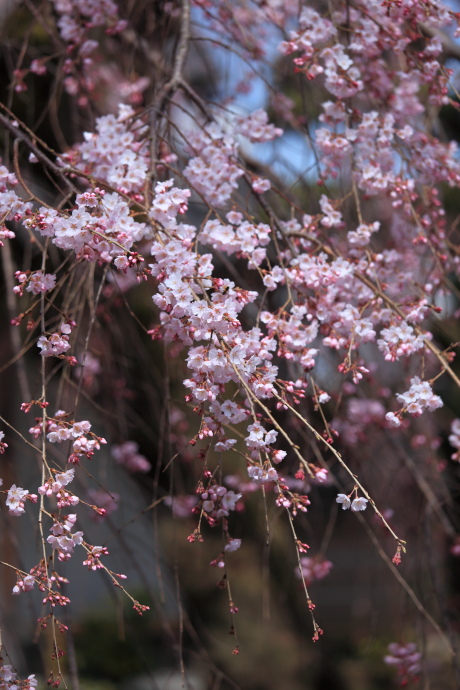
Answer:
336, 493, 368, 512
396, 377, 443, 417
351, 497, 368, 512
14, 270, 56, 296
87, 488, 119, 519
384, 642, 421, 685
6, 485, 31, 516
0, 664, 37, 689
12, 574, 35, 595
184, 121, 244, 207
336, 494, 351, 510
296, 557, 333, 586
111, 441, 151, 473
224, 538, 242, 553
37, 323, 74, 358
200, 485, 242, 519
47, 514, 84, 560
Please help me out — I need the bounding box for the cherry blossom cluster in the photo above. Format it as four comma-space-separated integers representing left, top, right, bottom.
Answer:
164, 494, 198, 519
37, 322, 74, 359
14, 270, 56, 297
49, 0, 127, 100
377, 322, 426, 362
194, 0, 301, 55
296, 557, 333, 586
26, 184, 149, 264
111, 441, 151, 473
183, 110, 283, 208
29, 411, 106, 463
384, 642, 421, 686
237, 109, 283, 143
149, 179, 191, 226
38, 469, 79, 509
332, 398, 386, 446
276, 488, 311, 516
47, 514, 84, 561
82, 545, 109, 571
6, 485, 37, 517
13, 555, 75, 621
0, 664, 37, 689
148, 188, 284, 479
12, 574, 35, 595
184, 122, 245, 207
247, 464, 278, 485
385, 377, 444, 427
200, 214, 271, 269
199, 484, 242, 521
64, 105, 149, 195
52, 0, 125, 46
0, 165, 32, 235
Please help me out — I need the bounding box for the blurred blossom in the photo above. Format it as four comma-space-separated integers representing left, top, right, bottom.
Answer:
296, 557, 332, 585
87, 488, 119, 520
164, 495, 198, 518
111, 441, 151, 473
384, 642, 421, 685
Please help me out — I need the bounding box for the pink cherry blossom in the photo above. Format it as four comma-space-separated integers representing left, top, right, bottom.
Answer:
336, 493, 351, 510
6, 485, 29, 516
351, 497, 368, 512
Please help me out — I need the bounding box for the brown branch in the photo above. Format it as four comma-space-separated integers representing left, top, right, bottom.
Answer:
145, 0, 192, 203
0, 112, 77, 194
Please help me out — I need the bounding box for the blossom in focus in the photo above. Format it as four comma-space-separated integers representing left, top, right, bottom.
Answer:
336, 493, 368, 512
26, 270, 56, 295
396, 376, 443, 417
336, 493, 351, 509
351, 497, 368, 511
314, 468, 329, 483
6, 484, 29, 516
47, 514, 84, 559
12, 574, 35, 595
